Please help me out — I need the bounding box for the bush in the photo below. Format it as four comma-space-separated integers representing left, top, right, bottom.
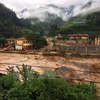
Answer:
0, 74, 15, 89
7, 82, 31, 100
0, 74, 15, 100
0, 66, 97, 100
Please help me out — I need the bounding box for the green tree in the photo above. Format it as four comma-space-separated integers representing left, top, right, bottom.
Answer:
50, 37, 57, 44
48, 24, 59, 36
0, 37, 7, 48
0, 74, 15, 100
26, 33, 47, 49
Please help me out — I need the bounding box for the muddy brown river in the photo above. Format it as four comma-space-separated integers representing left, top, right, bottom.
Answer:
0, 53, 100, 96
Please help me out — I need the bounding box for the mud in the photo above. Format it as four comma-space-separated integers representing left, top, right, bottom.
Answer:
0, 53, 100, 96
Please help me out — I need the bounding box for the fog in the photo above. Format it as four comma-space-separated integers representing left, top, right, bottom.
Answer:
0, 0, 99, 21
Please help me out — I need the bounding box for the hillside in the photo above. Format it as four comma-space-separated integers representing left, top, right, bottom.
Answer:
0, 3, 33, 38
0, 3, 65, 34
27, 16, 64, 32
0, 3, 21, 26
64, 15, 86, 25
1, 2, 100, 39
58, 11, 100, 39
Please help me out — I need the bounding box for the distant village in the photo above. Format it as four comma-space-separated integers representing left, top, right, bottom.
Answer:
55, 33, 100, 46
3, 33, 100, 52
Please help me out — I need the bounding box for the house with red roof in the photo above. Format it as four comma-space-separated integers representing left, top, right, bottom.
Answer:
68, 34, 89, 40
15, 37, 32, 50
67, 34, 90, 44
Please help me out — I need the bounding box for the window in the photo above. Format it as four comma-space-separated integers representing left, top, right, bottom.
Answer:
23, 41, 26, 44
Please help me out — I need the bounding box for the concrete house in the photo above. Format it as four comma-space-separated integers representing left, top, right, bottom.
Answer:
15, 37, 32, 50
68, 34, 89, 44
7, 38, 15, 45
95, 36, 100, 45
68, 34, 89, 40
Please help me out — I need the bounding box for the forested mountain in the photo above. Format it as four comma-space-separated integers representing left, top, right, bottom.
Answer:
19, 11, 65, 32
25, 14, 65, 33
1, 1, 100, 40
86, 11, 100, 26
0, 3, 31, 38
0, 3, 21, 26
16, 0, 100, 37
53, 11, 100, 40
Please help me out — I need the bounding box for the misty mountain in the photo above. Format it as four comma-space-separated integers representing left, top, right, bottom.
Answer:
17, 4, 75, 21
82, 0, 92, 9
17, 4, 76, 32
17, 0, 100, 32
17, 0, 95, 21
20, 8, 28, 13
1, 0, 99, 33
25, 13, 65, 32
1, 0, 100, 38
17, 0, 98, 25
47, 4, 75, 14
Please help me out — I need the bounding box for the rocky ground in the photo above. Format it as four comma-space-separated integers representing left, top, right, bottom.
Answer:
0, 53, 100, 96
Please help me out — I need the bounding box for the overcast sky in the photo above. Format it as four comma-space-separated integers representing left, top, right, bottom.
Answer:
0, 0, 89, 11
0, 0, 100, 21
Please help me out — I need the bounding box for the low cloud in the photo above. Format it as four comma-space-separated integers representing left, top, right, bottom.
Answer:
17, 6, 66, 21
73, 0, 100, 16
0, 0, 100, 21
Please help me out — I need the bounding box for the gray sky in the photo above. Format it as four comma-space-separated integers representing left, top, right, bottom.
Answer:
0, 0, 99, 21
0, 0, 89, 11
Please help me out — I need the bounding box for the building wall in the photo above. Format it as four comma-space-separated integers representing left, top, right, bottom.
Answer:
7, 39, 15, 45
15, 39, 32, 50
16, 40, 23, 46
69, 36, 89, 40
81, 37, 89, 39
57, 45, 100, 53
15, 45, 23, 50
56, 39, 89, 46
95, 38, 100, 46
8, 40, 14, 44
23, 41, 32, 46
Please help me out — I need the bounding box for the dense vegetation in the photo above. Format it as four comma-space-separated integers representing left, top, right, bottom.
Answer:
26, 33, 47, 49
0, 65, 97, 100
0, 3, 66, 38
0, 3, 20, 26
48, 11, 100, 39
0, 3, 48, 49
25, 16, 64, 33
0, 3, 27, 38
1, 2, 100, 47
